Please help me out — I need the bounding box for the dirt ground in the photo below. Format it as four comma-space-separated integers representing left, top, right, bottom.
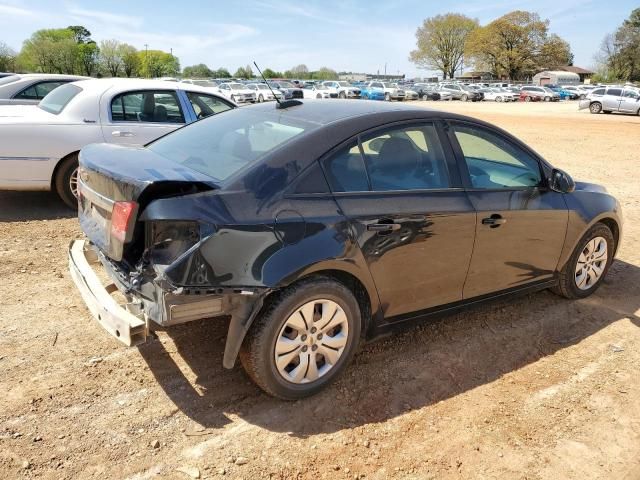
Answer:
1, 101, 639, 480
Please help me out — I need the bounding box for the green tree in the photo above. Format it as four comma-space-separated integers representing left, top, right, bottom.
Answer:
465, 11, 571, 80
233, 65, 253, 78
19, 28, 77, 73
139, 49, 180, 78
120, 44, 139, 77
67, 25, 92, 44
261, 68, 279, 78
312, 67, 338, 80
212, 68, 231, 78
290, 64, 309, 79
0, 41, 17, 72
409, 13, 479, 79
182, 63, 213, 78
78, 42, 99, 76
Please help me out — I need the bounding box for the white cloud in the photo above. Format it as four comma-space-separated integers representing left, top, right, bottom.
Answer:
0, 3, 33, 16
67, 7, 143, 29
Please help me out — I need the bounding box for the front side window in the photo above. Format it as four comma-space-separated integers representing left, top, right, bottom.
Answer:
623, 89, 639, 99
323, 123, 450, 192
452, 124, 541, 189
186, 92, 233, 119
110, 90, 184, 123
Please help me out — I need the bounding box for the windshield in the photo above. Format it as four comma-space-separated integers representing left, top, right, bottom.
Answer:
229, 83, 245, 90
256, 84, 269, 90
38, 84, 82, 114
147, 108, 320, 182
315, 85, 328, 90
337, 82, 350, 87
277, 81, 294, 88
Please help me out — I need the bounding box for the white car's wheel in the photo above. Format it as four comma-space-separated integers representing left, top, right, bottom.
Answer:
258, 94, 264, 103
54, 153, 79, 209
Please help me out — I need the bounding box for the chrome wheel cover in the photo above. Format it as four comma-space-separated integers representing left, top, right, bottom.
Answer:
575, 236, 608, 290
274, 299, 349, 384
69, 167, 79, 198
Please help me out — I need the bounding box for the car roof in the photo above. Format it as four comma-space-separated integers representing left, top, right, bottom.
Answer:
69, 77, 223, 96
244, 99, 449, 126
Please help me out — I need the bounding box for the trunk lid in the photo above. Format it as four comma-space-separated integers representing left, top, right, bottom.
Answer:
78, 143, 216, 261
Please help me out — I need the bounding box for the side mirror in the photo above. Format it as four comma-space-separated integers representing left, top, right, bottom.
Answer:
550, 168, 575, 193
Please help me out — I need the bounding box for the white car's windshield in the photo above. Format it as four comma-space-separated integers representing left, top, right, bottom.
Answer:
193, 80, 217, 88
337, 82, 350, 87
229, 83, 245, 90
38, 84, 82, 115
277, 81, 294, 88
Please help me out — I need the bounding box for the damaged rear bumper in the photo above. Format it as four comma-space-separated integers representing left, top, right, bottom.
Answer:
69, 239, 148, 346
68, 239, 270, 368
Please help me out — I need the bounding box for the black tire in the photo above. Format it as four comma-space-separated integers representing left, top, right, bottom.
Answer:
524, 96, 531, 102
258, 94, 264, 103
384, 92, 391, 101
239, 276, 362, 400
316, 94, 322, 99
54, 153, 79, 209
338, 91, 346, 99
551, 223, 615, 299
589, 102, 602, 114
461, 94, 468, 102
544, 96, 551, 102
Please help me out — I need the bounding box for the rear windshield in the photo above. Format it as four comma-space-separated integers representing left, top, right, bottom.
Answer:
147, 108, 320, 182
38, 84, 82, 114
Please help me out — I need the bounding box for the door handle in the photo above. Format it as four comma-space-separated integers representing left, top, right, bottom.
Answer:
111, 131, 135, 137
367, 222, 401, 232
482, 215, 507, 227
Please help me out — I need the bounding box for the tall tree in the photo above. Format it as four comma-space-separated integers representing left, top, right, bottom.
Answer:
409, 13, 479, 79
0, 41, 17, 72
119, 44, 139, 77
78, 42, 99, 76
290, 64, 309, 79
99, 39, 123, 77
465, 11, 571, 80
212, 68, 231, 78
312, 67, 338, 80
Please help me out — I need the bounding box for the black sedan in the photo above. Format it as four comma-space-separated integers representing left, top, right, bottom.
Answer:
69, 101, 622, 399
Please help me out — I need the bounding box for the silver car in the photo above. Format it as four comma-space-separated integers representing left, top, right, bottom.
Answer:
0, 74, 88, 105
579, 86, 640, 115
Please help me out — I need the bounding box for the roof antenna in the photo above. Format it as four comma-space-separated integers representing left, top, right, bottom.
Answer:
254, 61, 303, 110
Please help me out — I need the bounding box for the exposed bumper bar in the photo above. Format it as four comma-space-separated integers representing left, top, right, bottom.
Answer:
68, 239, 148, 346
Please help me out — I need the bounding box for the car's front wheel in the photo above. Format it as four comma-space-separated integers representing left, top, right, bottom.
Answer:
461, 94, 468, 102
258, 94, 264, 103
384, 92, 391, 101
54, 153, 79, 209
589, 102, 602, 114
240, 277, 361, 399
552, 223, 615, 299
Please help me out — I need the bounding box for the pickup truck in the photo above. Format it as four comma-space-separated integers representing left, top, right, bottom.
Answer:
362, 81, 405, 101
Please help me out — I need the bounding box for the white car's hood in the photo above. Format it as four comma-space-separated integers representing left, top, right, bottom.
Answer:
0, 104, 58, 124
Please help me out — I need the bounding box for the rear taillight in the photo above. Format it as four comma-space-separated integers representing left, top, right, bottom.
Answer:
111, 201, 138, 243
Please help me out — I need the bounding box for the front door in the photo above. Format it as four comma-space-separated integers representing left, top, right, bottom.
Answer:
322, 122, 476, 319
447, 121, 568, 299
101, 89, 186, 146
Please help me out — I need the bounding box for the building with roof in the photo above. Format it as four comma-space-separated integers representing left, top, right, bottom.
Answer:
533, 70, 580, 86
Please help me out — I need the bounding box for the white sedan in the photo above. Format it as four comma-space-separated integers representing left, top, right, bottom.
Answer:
302, 84, 332, 99
0, 78, 235, 207
245, 83, 282, 102
216, 82, 256, 104
0, 73, 88, 105
481, 88, 516, 102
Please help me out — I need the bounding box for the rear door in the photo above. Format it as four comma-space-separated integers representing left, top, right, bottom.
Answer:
619, 88, 640, 113
447, 120, 568, 298
602, 88, 623, 111
322, 121, 476, 320
101, 89, 186, 145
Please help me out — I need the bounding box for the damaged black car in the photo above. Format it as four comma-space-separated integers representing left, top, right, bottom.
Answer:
69, 100, 622, 399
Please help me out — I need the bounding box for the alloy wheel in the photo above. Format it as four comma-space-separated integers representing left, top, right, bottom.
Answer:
69, 167, 79, 199
274, 299, 349, 384
574, 236, 608, 290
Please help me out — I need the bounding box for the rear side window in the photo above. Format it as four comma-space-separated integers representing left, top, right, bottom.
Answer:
14, 81, 68, 100
592, 88, 605, 95
38, 84, 82, 114
111, 90, 185, 123
607, 88, 622, 97
323, 123, 450, 192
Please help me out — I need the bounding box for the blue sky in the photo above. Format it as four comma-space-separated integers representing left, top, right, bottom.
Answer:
0, 0, 636, 77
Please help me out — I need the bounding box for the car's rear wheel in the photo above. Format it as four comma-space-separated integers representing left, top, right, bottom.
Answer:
552, 223, 614, 299
524, 95, 531, 102
54, 153, 79, 209
240, 277, 361, 400
589, 102, 602, 114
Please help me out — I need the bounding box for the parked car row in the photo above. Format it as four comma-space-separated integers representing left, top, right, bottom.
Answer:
579, 85, 640, 115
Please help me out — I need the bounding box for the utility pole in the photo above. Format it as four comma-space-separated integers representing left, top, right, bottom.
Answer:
144, 44, 149, 78
384, 62, 387, 77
